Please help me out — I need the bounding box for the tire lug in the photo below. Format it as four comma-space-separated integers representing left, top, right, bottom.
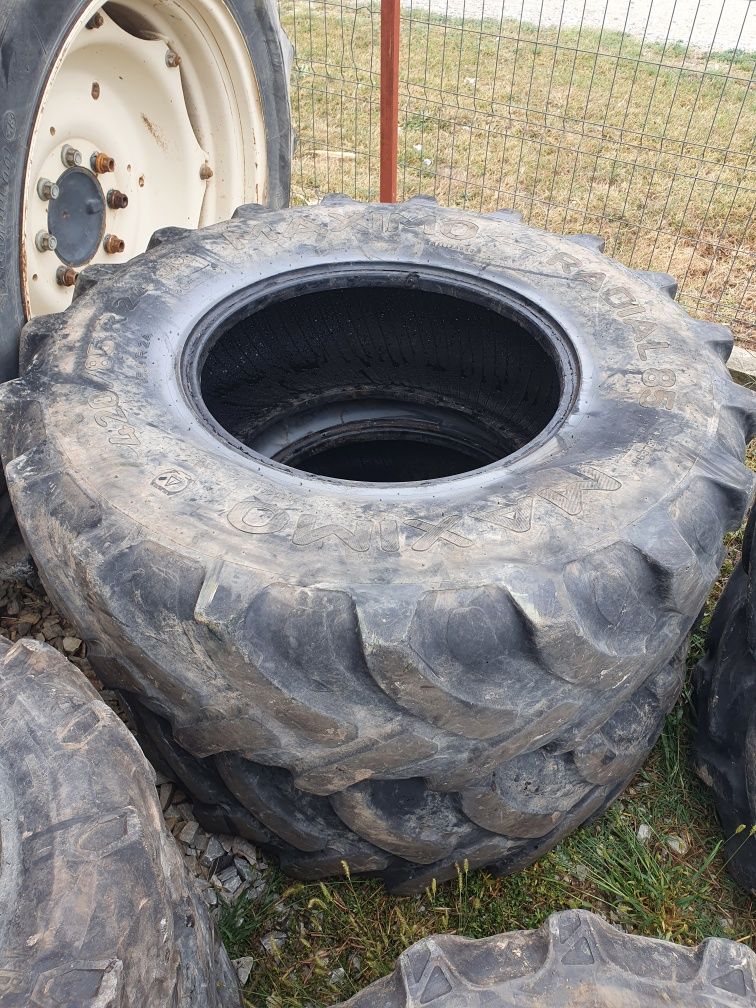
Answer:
56, 266, 78, 287
35, 231, 57, 253
165, 50, 181, 68
103, 234, 125, 255
91, 152, 116, 174
199, 164, 214, 181
107, 190, 129, 210
86, 11, 104, 29
37, 178, 60, 201
61, 144, 83, 168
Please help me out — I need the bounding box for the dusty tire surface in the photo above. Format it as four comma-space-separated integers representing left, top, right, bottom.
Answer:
334, 909, 756, 1007
2, 199, 755, 893
694, 507, 756, 893
0, 635, 241, 1007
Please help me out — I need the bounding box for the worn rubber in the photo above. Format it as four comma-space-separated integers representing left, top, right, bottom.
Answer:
694, 506, 756, 893
334, 909, 756, 1007
2, 199, 755, 893
0, 635, 241, 1007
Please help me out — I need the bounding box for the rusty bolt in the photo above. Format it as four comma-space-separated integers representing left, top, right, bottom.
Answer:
107, 189, 129, 210
61, 144, 82, 168
91, 152, 115, 174
37, 178, 60, 201
165, 50, 181, 68
35, 231, 58, 253
199, 164, 214, 181
56, 266, 79, 287
103, 234, 125, 255
86, 11, 104, 29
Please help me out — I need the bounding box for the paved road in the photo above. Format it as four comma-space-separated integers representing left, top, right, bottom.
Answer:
404, 0, 756, 52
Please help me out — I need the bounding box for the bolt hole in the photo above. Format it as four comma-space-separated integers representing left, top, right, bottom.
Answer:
32, 274, 38, 281
138, 175, 145, 187
49, 127, 56, 136
92, 82, 101, 100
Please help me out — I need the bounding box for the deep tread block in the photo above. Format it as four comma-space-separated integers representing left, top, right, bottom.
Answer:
336, 910, 756, 1006
147, 226, 193, 251
73, 263, 123, 299
694, 505, 756, 893
634, 269, 678, 297
0, 639, 241, 1007
3, 201, 752, 894
566, 233, 606, 252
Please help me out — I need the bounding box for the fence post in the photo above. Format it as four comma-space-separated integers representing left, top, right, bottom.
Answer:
380, 0, 400, 202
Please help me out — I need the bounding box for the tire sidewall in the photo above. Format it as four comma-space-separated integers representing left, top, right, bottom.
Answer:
29, 202, 724, 587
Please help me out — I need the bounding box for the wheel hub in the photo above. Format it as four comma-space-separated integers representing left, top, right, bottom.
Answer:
23, 3, 233, 318
47, 167, 106, 267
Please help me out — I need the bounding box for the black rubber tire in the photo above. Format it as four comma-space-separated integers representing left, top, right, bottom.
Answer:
2, 199, 755, 894
334, 909, 756, 1007
694, 506, 756, 894
0, 635, 242, 1007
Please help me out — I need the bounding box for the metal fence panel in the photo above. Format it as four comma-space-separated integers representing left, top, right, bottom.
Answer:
279, 0, 754, 341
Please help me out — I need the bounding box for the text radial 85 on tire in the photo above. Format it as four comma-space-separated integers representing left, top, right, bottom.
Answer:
2, 198, 755, 893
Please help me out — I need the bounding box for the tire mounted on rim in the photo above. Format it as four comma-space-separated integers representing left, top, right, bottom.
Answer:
3, 198, 755, 893
0, 0, 292, 562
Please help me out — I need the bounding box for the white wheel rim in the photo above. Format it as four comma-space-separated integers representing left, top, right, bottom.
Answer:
22, 0, 268, 319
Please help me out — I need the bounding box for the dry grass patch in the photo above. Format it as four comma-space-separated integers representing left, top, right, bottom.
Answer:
281, 2, 755, 344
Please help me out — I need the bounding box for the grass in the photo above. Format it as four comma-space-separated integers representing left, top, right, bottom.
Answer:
220, 449, 756, 1007
280, 2, 755, 344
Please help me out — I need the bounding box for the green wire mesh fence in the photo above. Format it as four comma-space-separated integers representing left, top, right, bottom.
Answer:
278, 0, 755, 342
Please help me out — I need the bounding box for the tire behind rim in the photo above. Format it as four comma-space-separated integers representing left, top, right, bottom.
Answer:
2, 198, 755, 893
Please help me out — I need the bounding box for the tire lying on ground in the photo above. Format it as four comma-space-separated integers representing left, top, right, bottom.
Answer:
0, 635, 241, 1007
694, 506, 756, 893
2, 199, 755, 894
0, 0, 293, 559
334, 909, 756, 1007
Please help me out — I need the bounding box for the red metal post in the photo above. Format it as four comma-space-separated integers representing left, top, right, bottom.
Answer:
380, 0, 400, 202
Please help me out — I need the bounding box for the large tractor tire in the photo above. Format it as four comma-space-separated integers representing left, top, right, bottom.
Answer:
2, 199, 754, 893
694, 507, 756, 893
0, 0, 293, 557
335, 909, 756, 1007
0, 635, 241, 1007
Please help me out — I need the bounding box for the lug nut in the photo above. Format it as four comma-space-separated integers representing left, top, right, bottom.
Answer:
56, 266, 79, 287
37, 178, 59, 201
103, 234, 125, 255
199, 164, 214, 181
165, 49, 181, 68
61, 144, 82, 168
91, 152, 115, 174
107, 189, 129, 210
86, 11, 104, 29
35, 231, 58, 253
